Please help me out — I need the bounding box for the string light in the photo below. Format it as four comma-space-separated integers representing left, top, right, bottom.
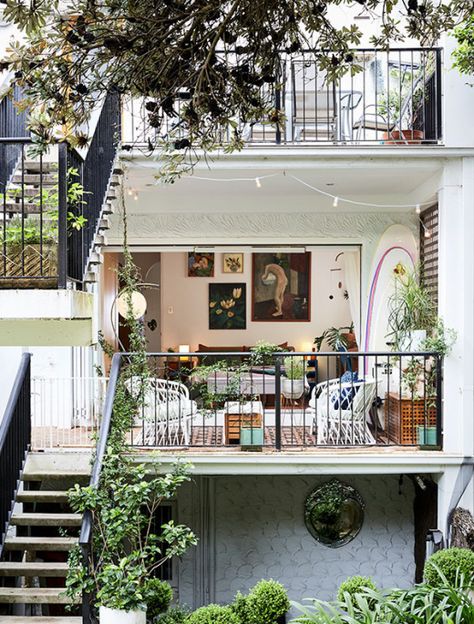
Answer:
182, 172, 435, 211
127, 188, 133, 196
133, 192, 139, 201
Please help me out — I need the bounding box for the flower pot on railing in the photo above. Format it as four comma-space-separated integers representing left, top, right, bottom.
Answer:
281, 377, 305, 400
382, 130, 424, 144
99, 606, 146, 624
417, 425, 437, 446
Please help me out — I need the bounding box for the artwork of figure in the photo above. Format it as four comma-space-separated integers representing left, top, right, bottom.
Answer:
261, 263, 289, 317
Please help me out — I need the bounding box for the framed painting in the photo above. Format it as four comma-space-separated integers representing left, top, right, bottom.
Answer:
252, 252, 311, 321
209, 283, 246, 329
223, 253, 244, 274
188, 252, 214, 277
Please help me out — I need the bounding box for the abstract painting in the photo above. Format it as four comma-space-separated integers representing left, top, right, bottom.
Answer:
188, 252, 214, 277
223, 253, 244, 274
209, 283, 246, 329
252, 252, 311, 321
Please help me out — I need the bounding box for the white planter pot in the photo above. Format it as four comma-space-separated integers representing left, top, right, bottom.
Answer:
281, 378, 304, 400
100, 606, 146, 624
400, 330, 426, 352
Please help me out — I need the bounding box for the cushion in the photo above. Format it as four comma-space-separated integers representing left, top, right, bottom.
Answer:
332, 371, 361, 410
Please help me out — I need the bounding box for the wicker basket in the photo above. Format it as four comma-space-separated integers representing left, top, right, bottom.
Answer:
0, 244, 58, 288
385, 392, 437, 445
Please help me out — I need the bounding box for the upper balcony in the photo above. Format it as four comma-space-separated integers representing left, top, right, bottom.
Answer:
122, 48, 443, 149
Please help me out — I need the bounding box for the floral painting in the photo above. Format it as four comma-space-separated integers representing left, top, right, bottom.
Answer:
252, 252, 311, 321
209, 283, 246, 329
188, 252, 214, 277
223, 253, 244, 274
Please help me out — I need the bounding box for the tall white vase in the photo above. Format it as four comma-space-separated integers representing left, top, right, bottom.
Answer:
100, 606, 146, 624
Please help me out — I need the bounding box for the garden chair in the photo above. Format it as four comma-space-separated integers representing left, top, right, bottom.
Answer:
126, 376, 197, 445
309, 377, 377, 445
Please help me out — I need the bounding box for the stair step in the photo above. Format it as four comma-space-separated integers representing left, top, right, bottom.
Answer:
0, 588, 78, 604
0, 562, 69, 577
16, 490, 70, 503
23, 161, 58, 173
88, 252, 103, 265
4, 537, 78, 552
22, 472, 90, 481
10, 513, 81, 527
98, 218, 110, 230
0, 619, 80, 623
103, 201, 115, 212
11, 174, 57, 186
0, 618, 81, 623
7, 187, 49, 198
2, 202, 49, 214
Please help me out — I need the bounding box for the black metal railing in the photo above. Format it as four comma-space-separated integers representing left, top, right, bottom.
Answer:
0, 352, 31, 556
67, 91, 121, 285
123, 47, 443, 147
118, 350, 443, 450
0, 94, 120, 288
0, 84, 29, 189
79, 353, 121, 624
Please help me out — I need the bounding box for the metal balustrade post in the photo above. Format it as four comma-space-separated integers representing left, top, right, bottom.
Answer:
57, 142, 68, 288
436, 354, 443, 448
274, 357, 282, 450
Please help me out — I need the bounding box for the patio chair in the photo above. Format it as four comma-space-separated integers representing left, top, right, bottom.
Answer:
126, 376, 197, 445
309, 377, 377, 445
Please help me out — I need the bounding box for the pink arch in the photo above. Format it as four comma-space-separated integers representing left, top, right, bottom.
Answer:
363, 246, 415, 373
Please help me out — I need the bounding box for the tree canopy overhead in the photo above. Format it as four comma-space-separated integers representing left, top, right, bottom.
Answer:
1, 0, 472, 166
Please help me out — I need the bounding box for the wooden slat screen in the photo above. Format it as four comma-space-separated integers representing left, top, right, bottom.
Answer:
420, 204, 438, 309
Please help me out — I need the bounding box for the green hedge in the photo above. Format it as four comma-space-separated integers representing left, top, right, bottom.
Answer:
424, 548, 474, 587
186, 604, 240, 624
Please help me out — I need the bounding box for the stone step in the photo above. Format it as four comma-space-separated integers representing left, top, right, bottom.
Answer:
102, 202, 114, 214
4, 537, 78, 552
22, 452, 91, 480
0, 618, 81, 623
0, 588, 78, 605
11, 174, 58, 186
6, 187, 49, 198
21, 471, 90, 482
10, 513, 81, 527
16, 490, 70, 504
98, 218, 110, 230
0, 562, 69, 577
23, 161, 58, 173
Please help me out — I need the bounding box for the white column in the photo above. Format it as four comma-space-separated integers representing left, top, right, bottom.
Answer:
438, 158, 474, 458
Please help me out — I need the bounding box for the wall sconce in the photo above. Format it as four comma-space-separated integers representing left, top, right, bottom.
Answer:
178, 344, 190, 360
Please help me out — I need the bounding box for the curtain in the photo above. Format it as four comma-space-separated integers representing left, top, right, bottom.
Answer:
343, 251, 361, 347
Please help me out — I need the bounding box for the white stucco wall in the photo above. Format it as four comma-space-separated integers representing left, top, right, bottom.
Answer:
176, 474, 415, 614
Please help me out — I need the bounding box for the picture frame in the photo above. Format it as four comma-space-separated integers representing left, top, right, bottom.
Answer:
188, 252, 214, 277
252, 252, 311, 322
209, 283, 246, 329
223, 253, 244, 274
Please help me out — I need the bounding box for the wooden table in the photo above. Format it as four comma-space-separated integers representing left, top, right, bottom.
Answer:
384, 392, 437, 445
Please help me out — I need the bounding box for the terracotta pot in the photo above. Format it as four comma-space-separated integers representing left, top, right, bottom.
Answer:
382, 130, 424, 144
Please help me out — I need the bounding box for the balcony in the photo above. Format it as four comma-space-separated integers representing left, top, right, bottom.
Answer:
122, 48, 443, 149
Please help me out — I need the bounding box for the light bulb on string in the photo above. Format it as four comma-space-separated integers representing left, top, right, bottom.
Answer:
255, 177, 262, 188
424, 228, 431, 239
127, 188, 133, 196
333, 196, 339, 208
133, 192, 139, 201
415, 204, 421, 214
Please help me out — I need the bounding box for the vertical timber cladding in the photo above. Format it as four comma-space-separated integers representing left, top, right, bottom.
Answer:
420, 204, 439, 310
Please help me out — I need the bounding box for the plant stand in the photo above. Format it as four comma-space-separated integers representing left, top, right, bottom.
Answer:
384, 392, 437, 445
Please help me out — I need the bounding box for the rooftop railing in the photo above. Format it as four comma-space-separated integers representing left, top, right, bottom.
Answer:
122, 47, 442, 148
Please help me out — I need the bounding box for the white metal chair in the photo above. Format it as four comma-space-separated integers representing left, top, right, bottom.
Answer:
309, 377, 377, 445
126, 377, 197, 445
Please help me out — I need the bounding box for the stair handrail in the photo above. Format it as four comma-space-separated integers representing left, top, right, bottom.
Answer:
78, 352, 122, 623
0, 352, 31, 556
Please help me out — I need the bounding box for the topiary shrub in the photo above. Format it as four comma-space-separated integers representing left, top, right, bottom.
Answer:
337, 575, 377, 603
155, 605, 190, 624
145, 578, 174, 620
424, 548, 474, 587
231, 591, 250, 622
245, 579, 290, 624
186, 604, 240, 624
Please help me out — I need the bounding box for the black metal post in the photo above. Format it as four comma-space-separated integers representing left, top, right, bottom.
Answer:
436, 354, 443, 448
274, 356, 282, 450
57, 142, 68, 288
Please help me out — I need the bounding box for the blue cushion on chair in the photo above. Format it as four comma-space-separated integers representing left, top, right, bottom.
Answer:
332, 372, 361, 410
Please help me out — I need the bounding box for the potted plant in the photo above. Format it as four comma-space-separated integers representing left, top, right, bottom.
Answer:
281, 356, 306, 400
66, 455, 197, 623
249, 341, 283, 366
314, 323, 355, 352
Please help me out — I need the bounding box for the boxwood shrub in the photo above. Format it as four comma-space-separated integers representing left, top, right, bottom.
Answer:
424, 548, 474, 587
337, 575, 377, 602
186, 604, 240, 624
243, 579, 290, 624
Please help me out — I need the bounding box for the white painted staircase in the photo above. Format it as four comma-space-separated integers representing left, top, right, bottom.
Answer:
0, 452, 91, 623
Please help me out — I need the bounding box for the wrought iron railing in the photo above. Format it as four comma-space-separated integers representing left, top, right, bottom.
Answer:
0, 352, 31, 556
115, 350, 443, 450
122, 47, 443, 147
0, 94, 120, 288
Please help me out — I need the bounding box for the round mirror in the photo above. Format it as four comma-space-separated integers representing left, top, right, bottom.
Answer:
305, 480, 365, 548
